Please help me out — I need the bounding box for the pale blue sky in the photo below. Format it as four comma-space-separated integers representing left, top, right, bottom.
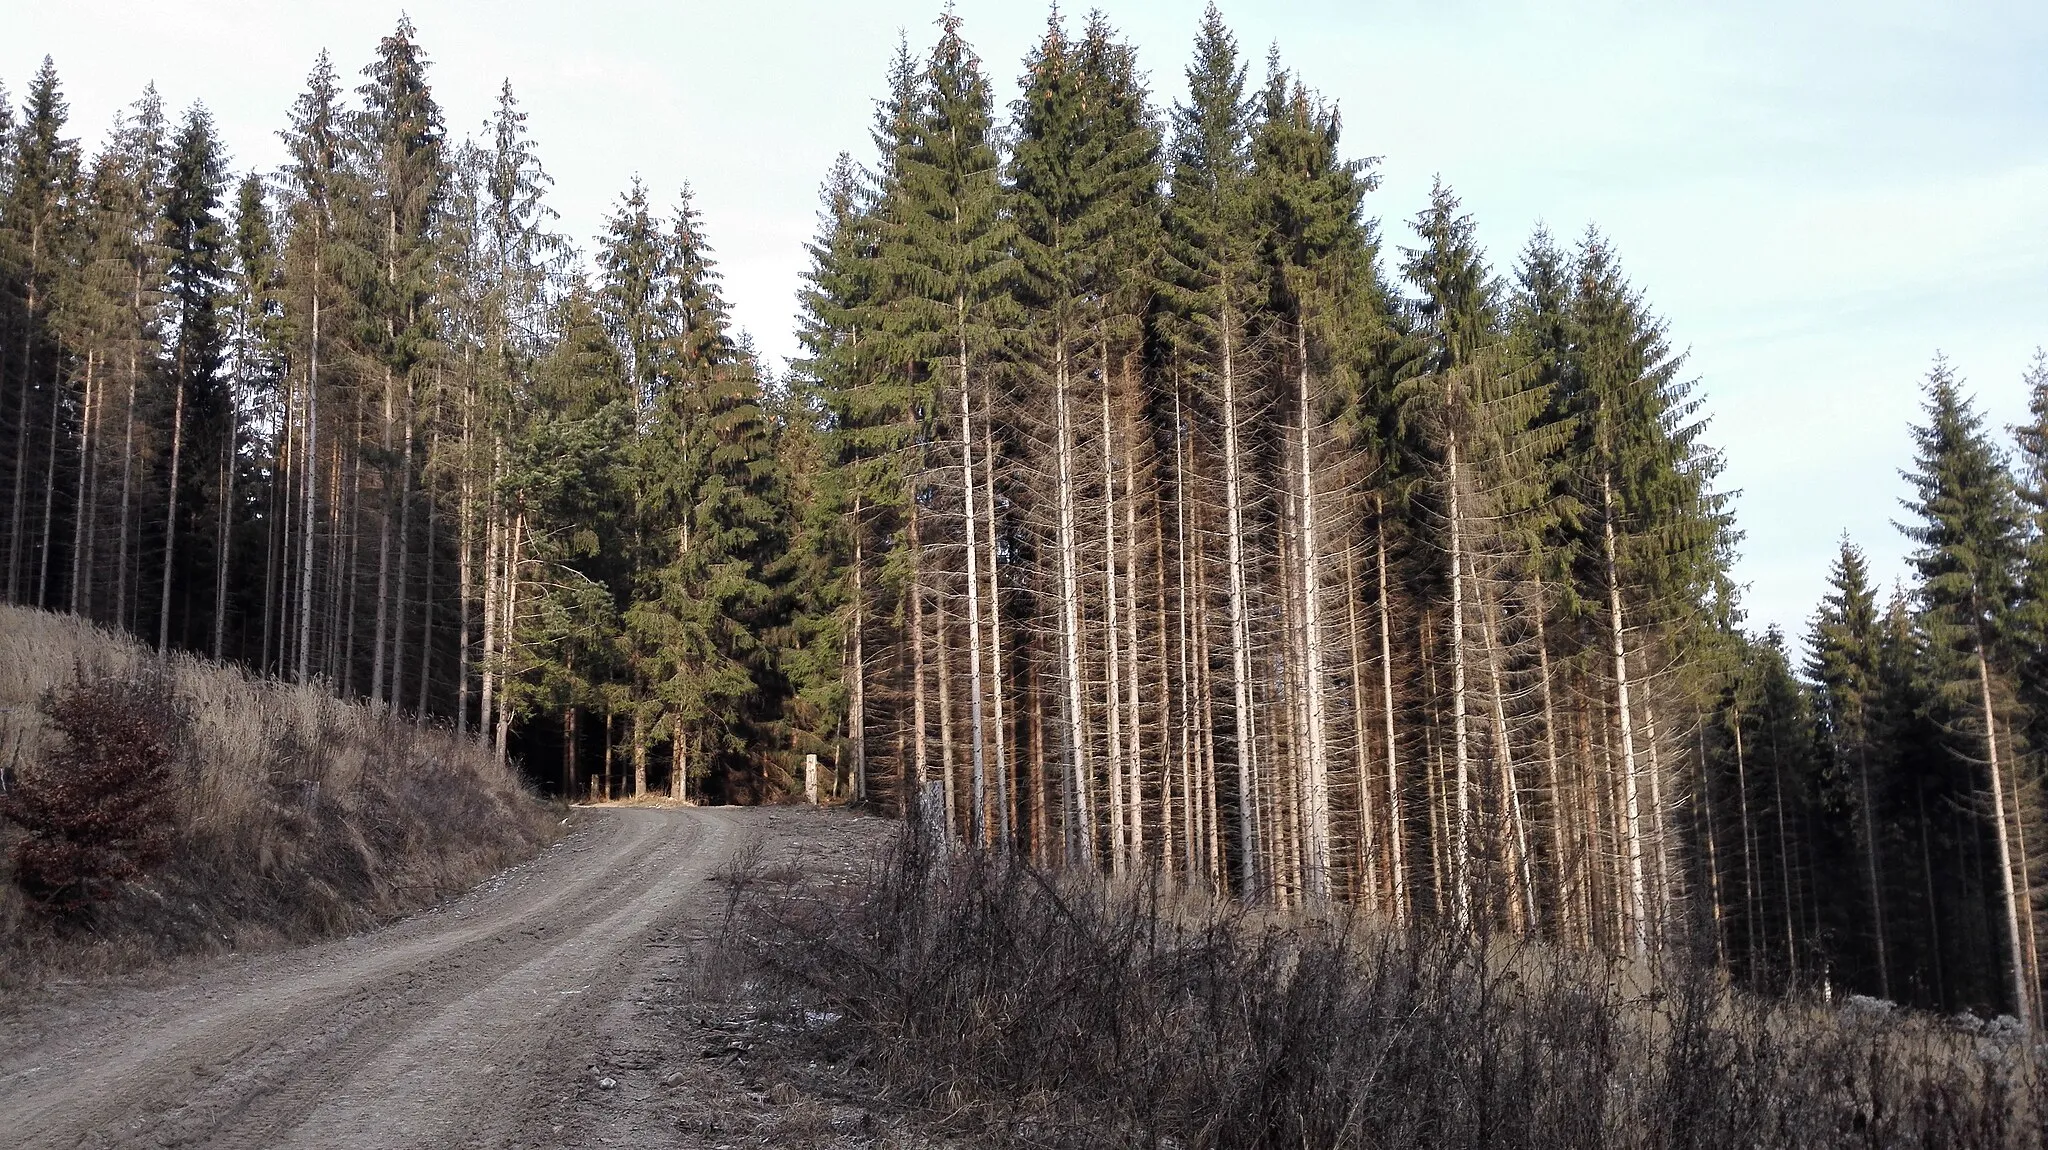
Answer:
5, 0, 2044, 642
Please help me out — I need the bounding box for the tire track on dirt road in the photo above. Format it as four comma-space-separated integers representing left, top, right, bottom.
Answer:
0, 806, 770, 1148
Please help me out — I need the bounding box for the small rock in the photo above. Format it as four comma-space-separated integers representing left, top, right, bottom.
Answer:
659, 1070, 687, 1087
598, 1076, 618, 1090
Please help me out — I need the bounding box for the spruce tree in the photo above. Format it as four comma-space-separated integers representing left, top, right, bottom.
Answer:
355, 16, 447, 706
157, 101, 229, 652
888, 10, 1011, 842
1898, 357, 2032, 1024
1804, 536, 1889, 997
1249, 62, 1376, 899
3, 58, 80, 606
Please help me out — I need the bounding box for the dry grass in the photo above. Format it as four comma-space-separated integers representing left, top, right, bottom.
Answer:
727, 826, 2046, 1149
0, 606, 560, 994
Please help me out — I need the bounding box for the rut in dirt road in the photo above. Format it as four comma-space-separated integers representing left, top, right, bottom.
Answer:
0, 806, 814, 1149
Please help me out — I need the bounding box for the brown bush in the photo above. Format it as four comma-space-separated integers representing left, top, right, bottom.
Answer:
0, 671, 182, 913
728, 827, 2043, 1149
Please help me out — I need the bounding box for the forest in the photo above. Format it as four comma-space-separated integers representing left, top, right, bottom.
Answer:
2, 6, 2046, 1028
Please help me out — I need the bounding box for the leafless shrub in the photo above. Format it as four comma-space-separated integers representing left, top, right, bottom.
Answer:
731, 822, 2042, 1149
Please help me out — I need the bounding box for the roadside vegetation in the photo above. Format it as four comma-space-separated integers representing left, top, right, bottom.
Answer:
0, 605, 557, 992
728, 825, 2045, 1150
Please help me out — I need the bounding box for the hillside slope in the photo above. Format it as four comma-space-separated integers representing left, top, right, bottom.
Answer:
0, 605, 558, 990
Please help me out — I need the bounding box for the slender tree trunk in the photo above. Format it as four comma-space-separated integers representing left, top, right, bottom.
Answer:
984, 416, 1010, 847
390, 388, 415, 708
1102, 370, 1127, 873
7, 265, 37, 602
482, 445, 502, 732
214, 377, 235, 659
1123, 390, 1145, 866
1219, 297, 1257, 897
957, 317, 989, 846
1446, 416, 1474, 930
1377, 497, 1407, 923
457, 383, 475, 729
1053, 333, 1091, 864
1697, 714, 1728, 969
632, 708, 648, 799
495, 511, 521, 765
158, 368, 188, 653
1174, 389, 1196, 879
117, 349, 138, 632
296, 249, 321, 684
70, 352, 97, 616
850, 496, 867, 802
1295, 325, 1331, 898
1480, 588, 1536, 932
937, 597, 959, 837
1535, 597, 1570, 942
1855, 738, 1891, 999
417, 442, 437, 719
1602, 468, 1650, 958
1979, 641, 2032, 1028
372, 367, 396, 704
1733, 707, 1758, 977
37, 356, 62, 608
910, 498, 930, 797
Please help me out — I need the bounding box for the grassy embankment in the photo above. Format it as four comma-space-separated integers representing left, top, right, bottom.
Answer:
0, 605, 558, 993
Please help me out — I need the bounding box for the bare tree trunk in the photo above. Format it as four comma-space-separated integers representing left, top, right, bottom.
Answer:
1733, 707, 1758, 976
1295, 325, 1331, 898
1697, 716, 1728, 969
371, 367, 396, 704
457, 381, 474, 729
158, 368, 188, 652
1642, 685, 1673, 946
416, 439, 437, 719
296, 250, 320, 684
37, 356, 62, 608
1602, 468, 1650, 958
70, 351, 97, 616
481, 444, 502, 732
632, 708, 648, 799
1123, 395, 1145, 866
937, 597, 959, 837
7, 264, 38, 602
910, 499, 930, 797
1101, 370, 1127, 874
117, 349, 138, 632
1979, 641, 2033, 1028
1535, 596, 1570, 942
1219, 297, 1257, 897
957, 319, 990, 845
849, 495, 868, 802
1173, 389, 1196, 879
985, 416, 1010, 847
1446, 418, 1473, 930
1377, 497, 1407, 922
1480, 587, 1536, 932
214, 374, 235, 659
494, 511, 521, 765
1053, 335, 1092, 864
264, 371, 289, 673
1856, 739, 1891, 999
390, 390, 416, 708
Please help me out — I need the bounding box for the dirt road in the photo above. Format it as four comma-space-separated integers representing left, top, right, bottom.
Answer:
0, 806, 869, 1149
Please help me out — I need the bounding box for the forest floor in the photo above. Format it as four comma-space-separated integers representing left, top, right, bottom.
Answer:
0, 805, 922, 1149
